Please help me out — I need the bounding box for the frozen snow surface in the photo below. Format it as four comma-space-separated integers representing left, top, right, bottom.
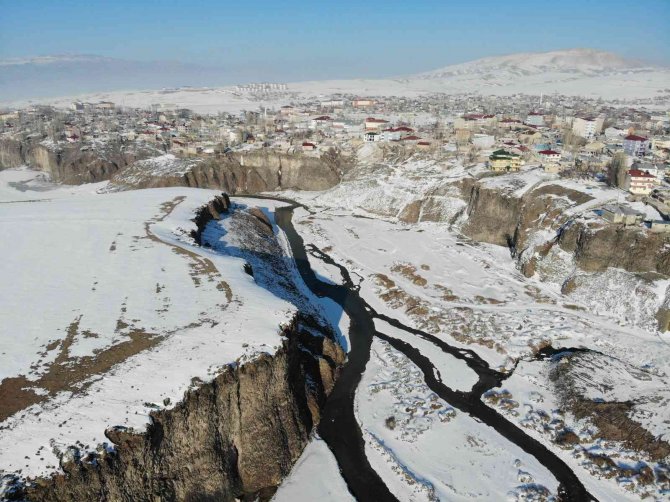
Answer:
279, 159, 670, 500
3, 152, 670, 500
0, 168, 303, 478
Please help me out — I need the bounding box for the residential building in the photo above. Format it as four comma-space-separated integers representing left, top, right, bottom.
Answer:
538, 149, 561, 163
582, 141, 606, 157
623, 134, 651, 157
320, 100, 345, 108
399, 135, 422, 144
364, 131, 380, 142
572, 116, 604, 139
499, 118, 523, 129
311, 116, 333, 129
364, 117, 389, 131
454, 114, 496, 130
525, 112, 545, 127
353, 99, 376, 108
488, 149, 523, 172
381, 126, 414, 142
601, 204, 644, 226
627, 168, 658, 195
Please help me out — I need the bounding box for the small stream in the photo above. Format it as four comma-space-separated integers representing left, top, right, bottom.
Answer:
244, 196, 594, 501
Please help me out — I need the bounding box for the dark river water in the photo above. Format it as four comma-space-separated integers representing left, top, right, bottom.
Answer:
249, 197, 594, 501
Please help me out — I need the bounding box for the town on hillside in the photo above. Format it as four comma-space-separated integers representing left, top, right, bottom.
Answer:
1, 92, 669, 230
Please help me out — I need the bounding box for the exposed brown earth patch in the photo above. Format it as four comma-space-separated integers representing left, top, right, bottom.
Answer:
551, 352, 670, 463
0, 316, 164, 422
1, 195, 235, 422
390, 262, 428, 287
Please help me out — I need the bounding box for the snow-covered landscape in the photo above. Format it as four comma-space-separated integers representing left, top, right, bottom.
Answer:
5, 141, 669, 499
1, 2, 670, 497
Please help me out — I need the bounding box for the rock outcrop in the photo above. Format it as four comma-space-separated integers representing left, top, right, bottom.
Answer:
110, 150, 348, 193
0, 138, 24, 168
18, 316, 344, 502
191, 193, 232, 244
455, 178, 670, 276
0, 138, 161, 184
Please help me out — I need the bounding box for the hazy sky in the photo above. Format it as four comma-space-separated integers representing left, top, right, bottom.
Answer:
1, 0, 669, 80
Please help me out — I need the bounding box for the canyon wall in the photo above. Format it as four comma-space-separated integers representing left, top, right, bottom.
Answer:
1, 137, 347, 192
0, 138, 160, 184
14, 319, 343, 502
110, 150, 348, 193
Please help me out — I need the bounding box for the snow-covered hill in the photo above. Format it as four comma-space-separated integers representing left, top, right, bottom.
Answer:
411, 48, 651, 79
290, 49, 670, 101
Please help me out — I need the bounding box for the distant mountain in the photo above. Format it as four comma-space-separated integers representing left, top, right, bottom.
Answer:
410, 49, 656, 80
0, 55, 233, 102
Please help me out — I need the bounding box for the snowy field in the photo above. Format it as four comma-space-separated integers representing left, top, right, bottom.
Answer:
278, 183, 670, 500
0, 168, 304, 478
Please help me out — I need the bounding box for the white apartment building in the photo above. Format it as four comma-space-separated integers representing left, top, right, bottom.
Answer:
572, 116, 604, 139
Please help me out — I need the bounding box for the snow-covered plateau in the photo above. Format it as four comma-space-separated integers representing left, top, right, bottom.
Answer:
1, 149, 670, 501
0, 168, 347, 500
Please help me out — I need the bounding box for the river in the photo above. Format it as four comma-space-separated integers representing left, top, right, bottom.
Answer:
246, 196, 594, 501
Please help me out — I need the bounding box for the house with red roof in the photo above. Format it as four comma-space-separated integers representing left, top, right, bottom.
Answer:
311, 116, 333, 129
455, 114, 496, 129
364, 117, 389, 131
627, 168, 658, 195
538, 149, 561, 163
380, 126, 415, 141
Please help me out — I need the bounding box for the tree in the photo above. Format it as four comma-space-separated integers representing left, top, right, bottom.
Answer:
607, 152, 628, 189
465, 146, 480, 166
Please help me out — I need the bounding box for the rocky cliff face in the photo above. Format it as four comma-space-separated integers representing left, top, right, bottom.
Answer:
14, 318, 344, 502
0, 138, 161, 184
454, 178, 670, 277
554, 223, 670, 275
2, 134, 347, 193
110, 150, 348, 193
0, 139, 24, 168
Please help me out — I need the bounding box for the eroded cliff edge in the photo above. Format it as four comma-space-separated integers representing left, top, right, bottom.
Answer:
5, 319, 343, 502
0, 138, 348, 193
1, 196, 345, 502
